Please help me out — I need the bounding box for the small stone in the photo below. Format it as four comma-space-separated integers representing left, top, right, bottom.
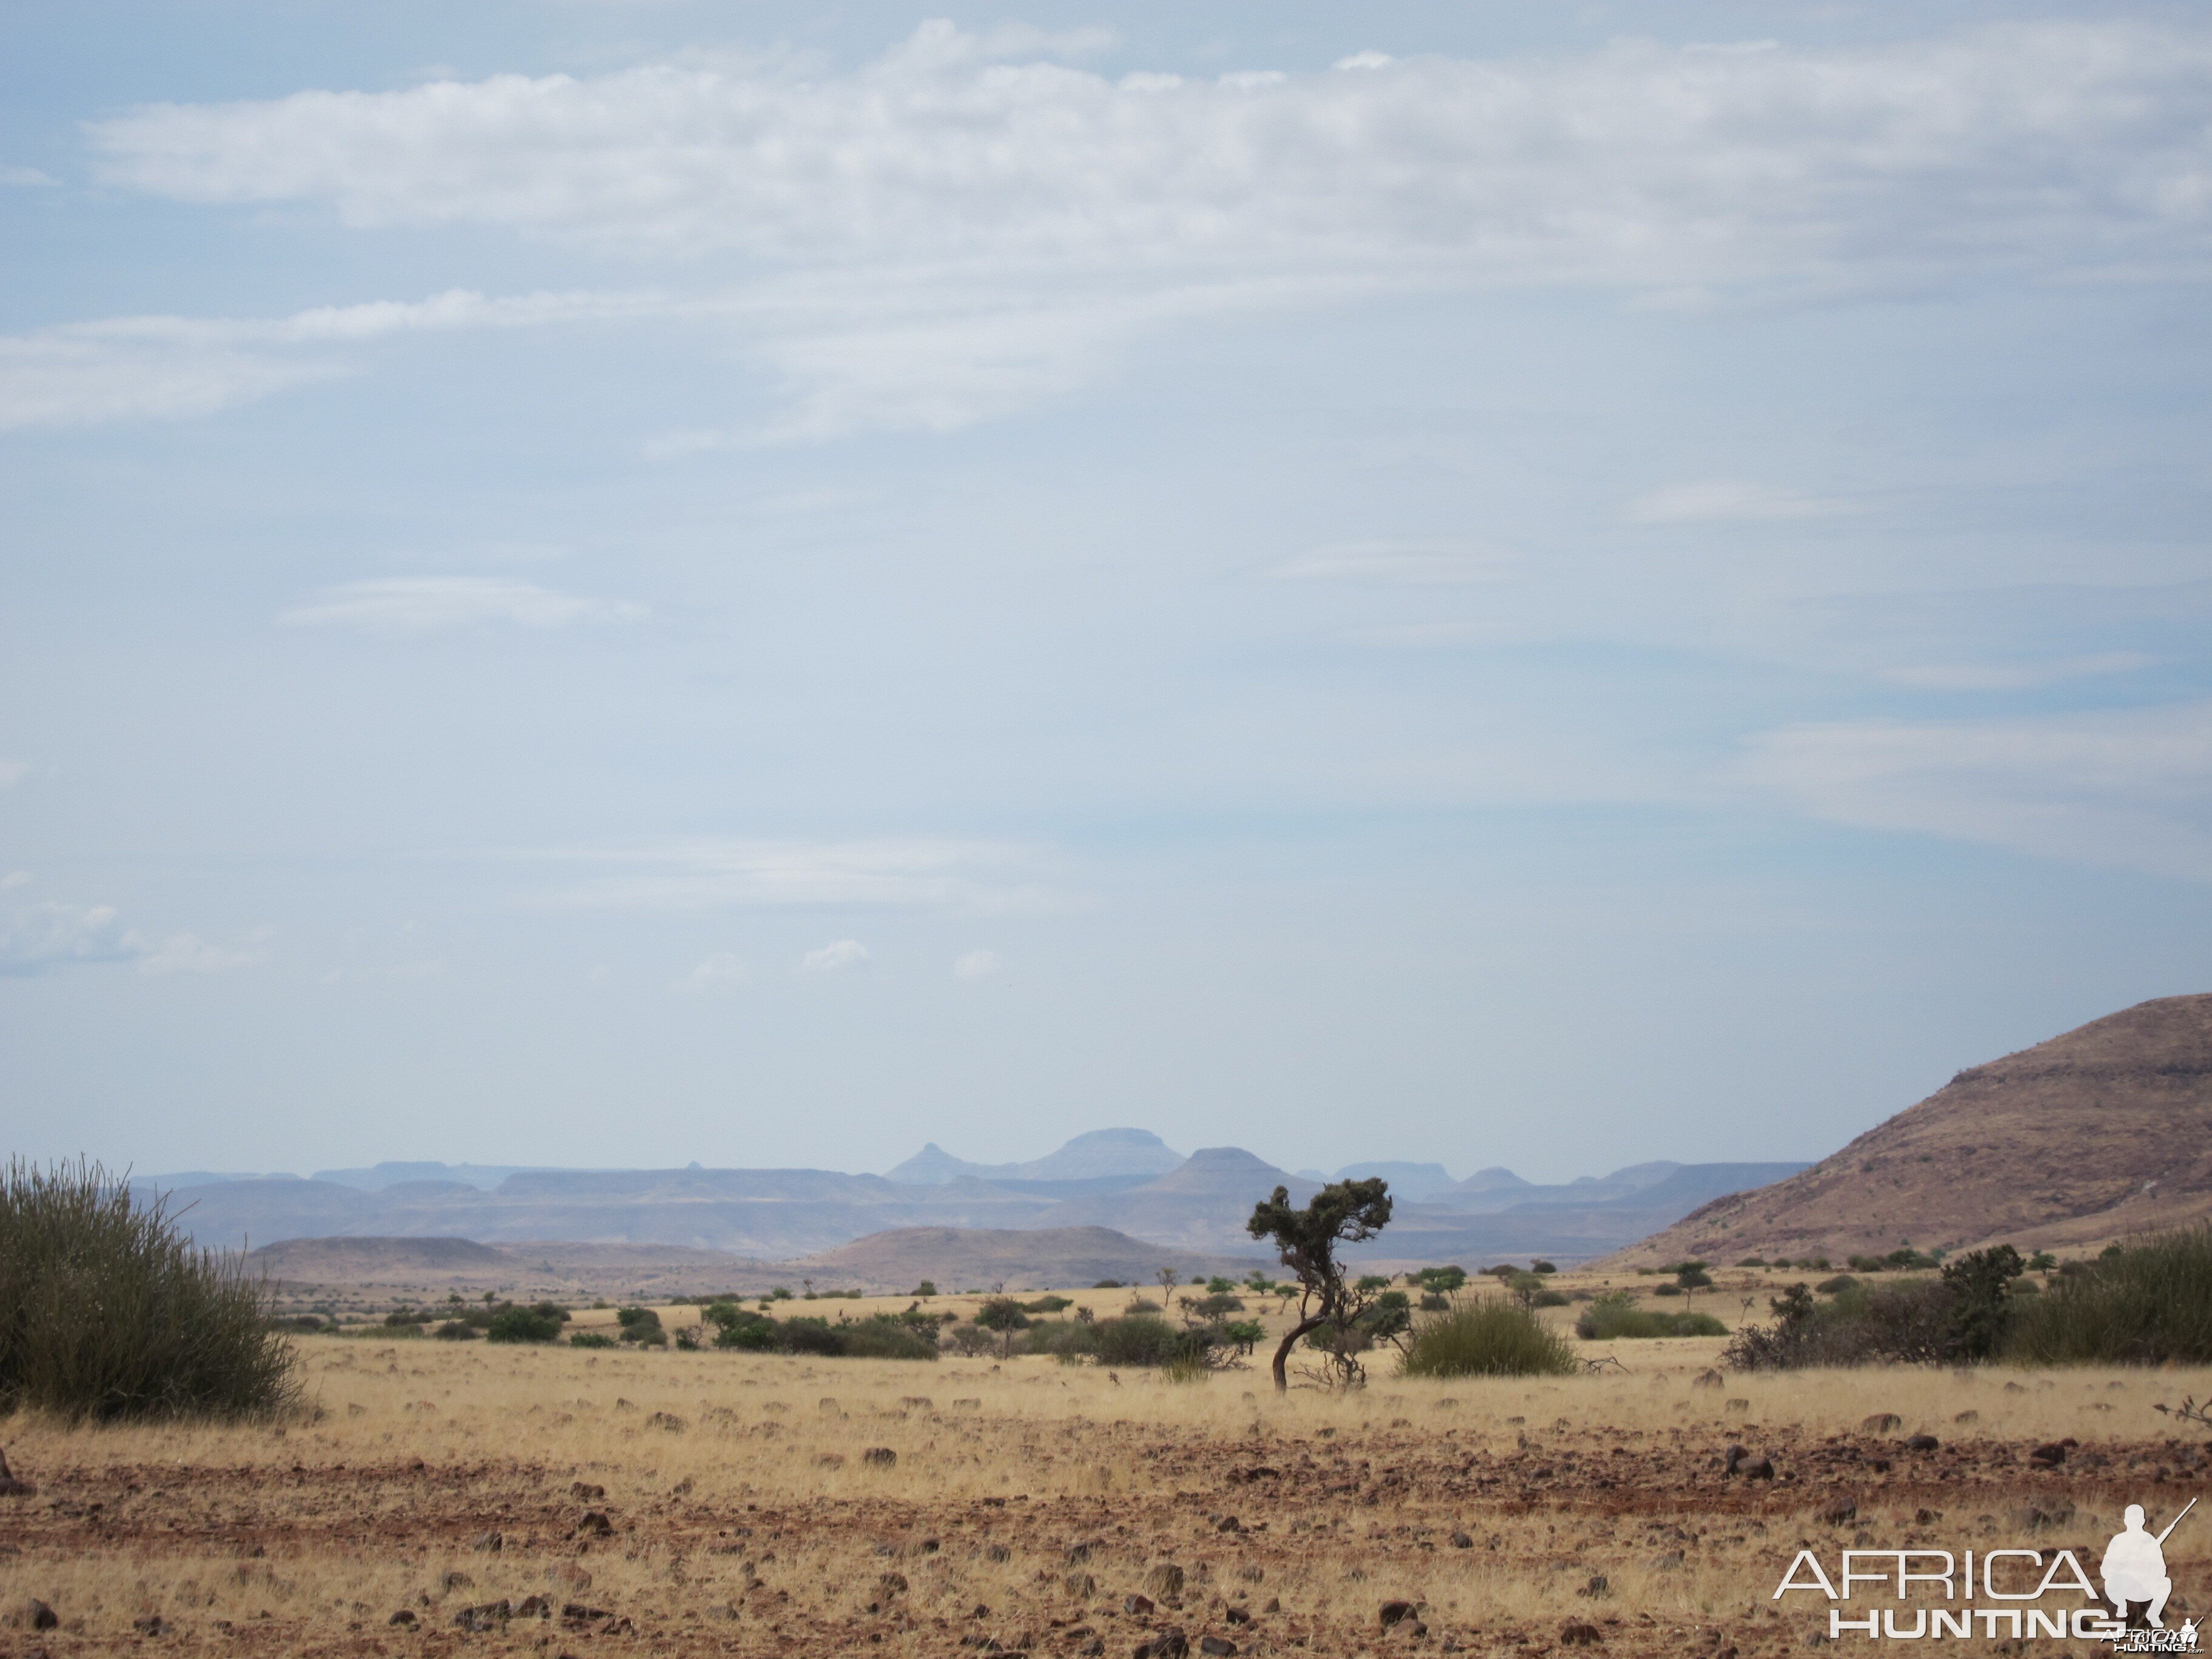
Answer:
1449, 1530, 1473, 1549
1065, 1572, 1097, 1599
1262, 1598, 1281, 1614
1065, 1541, 1093, 1564
1861, 1413, 1902, 1433
440, 1570, 475, 1594
1379, 1601, 1416, 1629
1691, 1369, 1724, 1390
1125, 1594, 1156, 1617
862, 1447, 897, 1467
577, 1510, 614, 1537
28, 1600, 58, 1632
1820, 1497, 1858, 1525
569, 1482, 605, 1501
1143, 1564, 1185, 1601
1953, 1410, 1979, 1424
877, 1573, 909, 1597
1905, 1434, 1939, 1452
560, 1601, 610, 1627
1560, 1620, 1603, 1646
452, 1600, 512, 1632
1216, 1515, 1242, 1533
1578, 1574, 1610, 1598
1224, 1606, 1253, 1625
987, 1544, 1011, 1563
1147, 1631, 1191, 1659
133, 1614, 168, 1635
2029, 1442, 2067, 1467
1200, 1638, 1238, 1657
514, 1595, 551, 1618
388, 1609, 417, 1627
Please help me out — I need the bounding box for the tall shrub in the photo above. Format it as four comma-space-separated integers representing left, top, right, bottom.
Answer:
0, 1159, 299, 1421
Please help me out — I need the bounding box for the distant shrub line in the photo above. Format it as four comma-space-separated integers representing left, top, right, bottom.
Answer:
1725, 1227, 2212, 1370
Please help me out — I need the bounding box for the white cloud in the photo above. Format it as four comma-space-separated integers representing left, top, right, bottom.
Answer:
0, 900, 143, 975
1625, 481, 1843, 524
521, 838, 1062, 912
137, 934, 262, 976
1269, 538, 1518, 585
45, 21, 2212, 441
88, 22, 2212, 289
800, 939, 870, 975
674, 951, 748, 993
953, 948, 1000, 981
278, 576, 646, 635
1878, 653, 2152, 691
1742, 699, 2212, 882
0, 288, 654, 432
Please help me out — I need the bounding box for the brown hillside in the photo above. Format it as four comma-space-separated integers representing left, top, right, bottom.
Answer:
1612, 993, 2212, 1267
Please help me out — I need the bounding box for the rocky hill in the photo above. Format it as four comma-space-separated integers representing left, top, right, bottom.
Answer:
1614, 993, 2212, 1266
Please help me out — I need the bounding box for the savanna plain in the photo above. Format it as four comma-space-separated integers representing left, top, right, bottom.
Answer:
5, 1280, 2207, 1659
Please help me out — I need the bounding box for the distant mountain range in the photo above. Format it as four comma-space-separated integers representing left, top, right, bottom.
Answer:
141, 1131, 1806, 1267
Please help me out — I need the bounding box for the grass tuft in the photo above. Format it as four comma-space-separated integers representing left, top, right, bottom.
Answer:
0, 1158, 300, 1422
1398, 1297, 1578, 1378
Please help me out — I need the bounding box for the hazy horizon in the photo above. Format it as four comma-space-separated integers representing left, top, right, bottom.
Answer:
6, 2, 2211, 1185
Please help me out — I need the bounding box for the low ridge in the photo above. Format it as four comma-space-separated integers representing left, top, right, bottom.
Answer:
1615, 993, 2212, 1265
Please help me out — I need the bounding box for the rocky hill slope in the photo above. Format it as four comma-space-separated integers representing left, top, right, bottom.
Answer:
1614, 993, 2212, 1266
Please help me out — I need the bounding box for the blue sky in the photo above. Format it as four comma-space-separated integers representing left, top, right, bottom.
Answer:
4, 2, 2211, 1181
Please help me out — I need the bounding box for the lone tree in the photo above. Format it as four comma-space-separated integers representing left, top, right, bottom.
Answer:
973, 1296, 1031, 1358
1246, 1178, 1393, 1393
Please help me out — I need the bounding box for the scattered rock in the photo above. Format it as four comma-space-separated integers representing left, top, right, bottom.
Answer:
569, 1482, 605, 1501
1064, 1572, 1096, 1598
514, 1595, 551, 1618
987, 1544, 1012, 1563
1225, 1605, 1253, 1624
1125, 1594, 1155, 1617
1861, 1413, 1902, 1433
863, 1447, 897, 1467
1953, 1410, 1979, 1424
551, 1563, 593, 1591
1905, 1434, 1940, 1452
388, 1610, 417, 1627
1379, 1601, 1417, 1629
1820, 1497, 1858, 1525
452, 1599, 512, 1632
28, 1600, 58, 1632
132, 1614, 168, 1635
1578, 1575, 1610, 1598
1064, 1541, 1094, 1564
440, 1570, 475, 1594
1560, 1620, 1604, 1646
2029, 1442, 2068, 1467
577, 1510, 614, 1537
1723, 1444, 1774, 1480
1144, 1564, 1185, 1601
1139, 1630, 1190, 1659
1077, 1640, 1105, 1657
1199, 1638, 1237, 1657
613, 1398, 637, 1412
1262, 1598, 1281, 1614
877, 1573, 909, 1597
1691, 1370, 1724, 1390
560, 1602, 610, 1627
1216, 1515, 1242, 1533
1724, 1398, 1751, 1414
2003, 1381, 2027, 1394
1449, 1530, 1473, 1549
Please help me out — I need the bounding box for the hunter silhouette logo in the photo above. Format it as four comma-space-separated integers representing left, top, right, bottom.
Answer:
1773, 1493, 2199, 1647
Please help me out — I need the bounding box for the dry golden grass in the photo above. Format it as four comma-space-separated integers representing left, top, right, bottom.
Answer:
3, 1312, 2207, 1657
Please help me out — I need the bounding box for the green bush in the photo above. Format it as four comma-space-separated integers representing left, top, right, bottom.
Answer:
486, 1306, 563, 1344
1727, 1246, 2027, 1369
1089, 1313, 1187, 1367
1575, 1294, 1727, 1339
1815, 1275, 1859, 1296
1021, 1295, 1072, 1313
0, 1162, 306, 1424
702, 1303, 940, 1360
1399, 1298, 1578, 1378
2005, 1225, 2212, 1366
432, 1320, 479, 1341
569, 1330, 615, 1349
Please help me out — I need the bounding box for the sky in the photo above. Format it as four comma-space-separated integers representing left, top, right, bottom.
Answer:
4, 1, 2211, 1184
